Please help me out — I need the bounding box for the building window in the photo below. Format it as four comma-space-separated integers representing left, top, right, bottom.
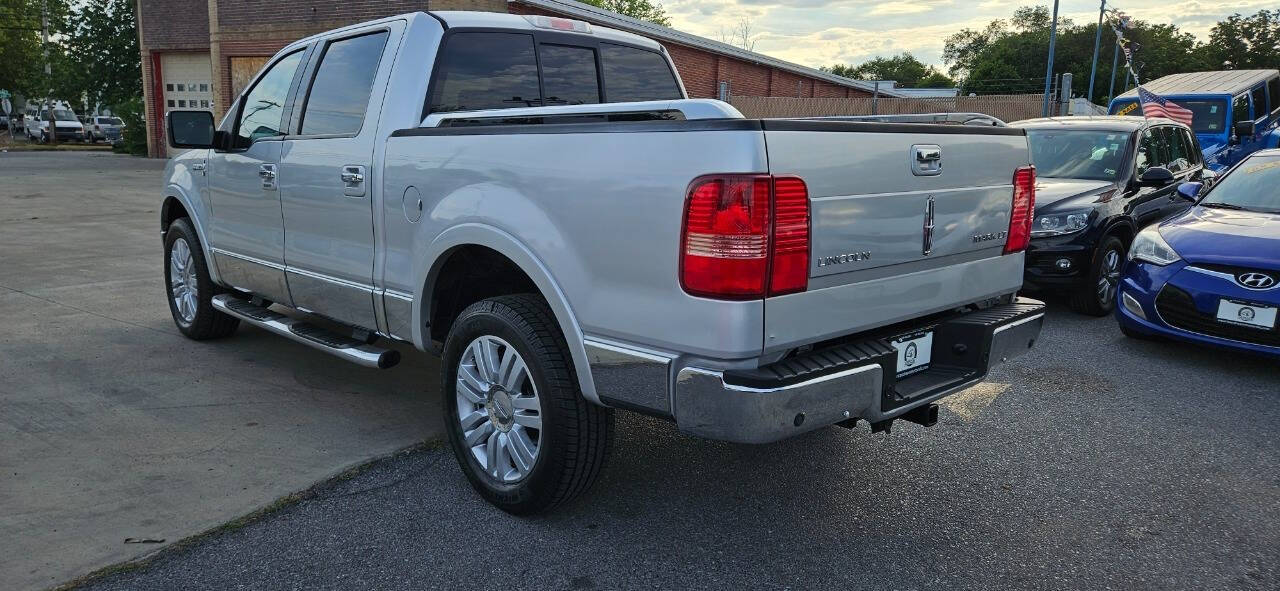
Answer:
166, 83, 173, 92
200, 84, 209, 92
167, 100, 175, 107
176, 84, 185, 91
201, 100, 210, 108
178, 100, 186, 107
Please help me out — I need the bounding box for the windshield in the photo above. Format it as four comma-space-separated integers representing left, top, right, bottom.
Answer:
1200, 155, 1280, 214
1111, 99, 1227, 135
41, 109, 77, 122
1025, 129, 1130, 181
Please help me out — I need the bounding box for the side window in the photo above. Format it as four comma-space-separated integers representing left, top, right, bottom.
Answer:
430, 32, 539, 113
300, 31, 389, 136
1135, 129, 1154, 174
236, 50, 305, 148
1232, 94, 1250, 126
1164, 127, 1189, 172
1180, 129, 1201, 167
1269, 77, 1280, 116
600, 44, 681, 102
539, 44, 600, 106
1250, 85, 1266, 120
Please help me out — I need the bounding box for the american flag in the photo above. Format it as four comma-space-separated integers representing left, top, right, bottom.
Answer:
1138, 87, 1194, 127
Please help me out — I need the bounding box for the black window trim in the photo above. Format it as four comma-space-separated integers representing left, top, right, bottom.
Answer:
420, 27, 679, 122
289, 26, 393, 141
220, 44, 314, 152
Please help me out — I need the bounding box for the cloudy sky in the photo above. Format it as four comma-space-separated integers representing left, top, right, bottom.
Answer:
660, 0, 1276, 71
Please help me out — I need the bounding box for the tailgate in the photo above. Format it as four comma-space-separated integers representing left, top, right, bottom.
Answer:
761, 120, 1031, 351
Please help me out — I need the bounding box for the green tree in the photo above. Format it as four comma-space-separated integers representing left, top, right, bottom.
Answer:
0, 0, 72, 99
822, 52, 955, 88
63, 0, 141, 112
578, 0, 671, 27
942, 5, 1209, 101
1203, 10, 1280, 70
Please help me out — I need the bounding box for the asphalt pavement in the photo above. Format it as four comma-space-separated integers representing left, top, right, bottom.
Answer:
74, 302, 1280, 590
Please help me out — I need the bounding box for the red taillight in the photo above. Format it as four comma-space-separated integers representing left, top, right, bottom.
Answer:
680, 174, 810, 299
1004, 165, 1036, 255
769, 177, 810, 295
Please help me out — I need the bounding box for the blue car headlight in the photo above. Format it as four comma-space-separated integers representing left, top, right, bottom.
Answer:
1129, 226, 1181, 266
1031, 210, 1090, 237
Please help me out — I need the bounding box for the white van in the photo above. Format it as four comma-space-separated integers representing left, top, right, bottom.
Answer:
23, 101, 86, 143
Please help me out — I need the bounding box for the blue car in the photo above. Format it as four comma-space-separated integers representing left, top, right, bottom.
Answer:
1116, 149, 1280, 358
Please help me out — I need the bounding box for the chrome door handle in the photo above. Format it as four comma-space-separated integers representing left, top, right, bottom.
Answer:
342, 165, 367, 197
259, 164, 278, 191
192, 162, 207, 171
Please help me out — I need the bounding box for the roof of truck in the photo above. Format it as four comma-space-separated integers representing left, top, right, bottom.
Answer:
1012, 115, 1184, 131
1115, 70, 1279, 99
432, 10, 665, 52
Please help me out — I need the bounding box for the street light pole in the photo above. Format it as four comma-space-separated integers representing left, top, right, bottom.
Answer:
1086, 0, 1106, 103
42, 0, 55, 146
1041, 0, 1061, 117
1107, 36, 1120, 103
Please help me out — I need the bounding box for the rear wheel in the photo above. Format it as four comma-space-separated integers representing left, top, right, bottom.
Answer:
442, 294, 613, 515
1070, 236, 1125, 316
164, 218, 239, 339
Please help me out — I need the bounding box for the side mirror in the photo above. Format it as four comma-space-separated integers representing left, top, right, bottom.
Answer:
1175, 182, 1202, 201
1138, 166, 1175, 187
1231, 120, 1256, 144
166, 110, 215, 149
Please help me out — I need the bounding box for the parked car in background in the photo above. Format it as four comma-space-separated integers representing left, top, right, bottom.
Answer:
158, 11, 1045, 514
1117, 149, 1280, 358
23, 102, 87, 143
1012, 116, 1208, 315
1109, 70, 1280, 172
85, 116, 123, 142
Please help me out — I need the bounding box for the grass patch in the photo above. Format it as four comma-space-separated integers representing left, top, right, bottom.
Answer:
50, 439, 444, 591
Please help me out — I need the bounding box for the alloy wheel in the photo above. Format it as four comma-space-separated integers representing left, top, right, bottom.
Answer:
456, 335, 542, 483
1096, 248, 1121, 307
169, 237, 198, 325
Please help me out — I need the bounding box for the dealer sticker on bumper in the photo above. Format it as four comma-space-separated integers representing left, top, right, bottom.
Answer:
1216, 299, 1277, 330
890, 331, 933, 378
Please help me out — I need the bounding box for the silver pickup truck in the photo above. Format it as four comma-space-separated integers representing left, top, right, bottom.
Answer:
161, 11, 1044, 514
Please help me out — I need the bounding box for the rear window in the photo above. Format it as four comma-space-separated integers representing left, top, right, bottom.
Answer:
600, 44, 681, 102
429, 32, 540, 113
539, 44, 600, 106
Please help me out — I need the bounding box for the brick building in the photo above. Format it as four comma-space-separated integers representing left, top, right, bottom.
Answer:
136, 0, 897, 157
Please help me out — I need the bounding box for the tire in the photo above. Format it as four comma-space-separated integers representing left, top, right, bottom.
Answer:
442, 294, 613, 515
1069, 236, 1125, 316
164, 217, 239, 339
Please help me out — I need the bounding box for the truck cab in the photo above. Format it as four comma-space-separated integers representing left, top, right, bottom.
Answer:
1109, 70, 1280, 171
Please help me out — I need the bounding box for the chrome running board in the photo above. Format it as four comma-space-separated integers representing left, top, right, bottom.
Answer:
212, 294, 400, 369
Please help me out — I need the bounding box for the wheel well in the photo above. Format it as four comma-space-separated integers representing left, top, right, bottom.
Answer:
161, 197, 190, 232
428, 245, 540, 344
1108, 222, 1135, 247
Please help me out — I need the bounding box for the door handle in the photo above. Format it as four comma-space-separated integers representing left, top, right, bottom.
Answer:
259, 164, 278, 191
342, 165, 367, 197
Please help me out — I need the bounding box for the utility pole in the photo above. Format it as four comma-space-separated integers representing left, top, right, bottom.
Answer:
1107, 40, 1120, 105
42, 0, 56, 145
1041, 0, 1061, 117
1086, 0, 1106, 104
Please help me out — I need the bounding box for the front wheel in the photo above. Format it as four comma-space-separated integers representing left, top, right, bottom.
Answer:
164, 218, 239, 339
1070, 236, 1125, 316
442, 294, 613, 515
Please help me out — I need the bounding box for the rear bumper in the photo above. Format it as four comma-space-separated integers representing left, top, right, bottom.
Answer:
588, 297, 1045, 444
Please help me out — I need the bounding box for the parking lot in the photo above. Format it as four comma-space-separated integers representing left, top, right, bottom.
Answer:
3, 152, 1278, 590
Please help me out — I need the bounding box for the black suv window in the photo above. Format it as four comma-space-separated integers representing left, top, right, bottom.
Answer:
301, 31, 389, 136
539, 44, 600, 106
430, 33, 540, 113
600, 43, 681, 102
236, 50, 305, 148
1136, 128, 1172, 174
1163, 127, 1192, 172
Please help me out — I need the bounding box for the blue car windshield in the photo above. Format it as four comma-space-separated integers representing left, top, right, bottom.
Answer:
1200, 155, 1280, 214
1025, 129, 1129, 181
1111, 99, 1227, 135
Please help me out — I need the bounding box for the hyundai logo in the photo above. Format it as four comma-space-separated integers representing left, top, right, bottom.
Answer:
1236, 272, 1277, 290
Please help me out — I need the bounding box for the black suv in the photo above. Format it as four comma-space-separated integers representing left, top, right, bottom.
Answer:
1011, 116, 1211, 315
